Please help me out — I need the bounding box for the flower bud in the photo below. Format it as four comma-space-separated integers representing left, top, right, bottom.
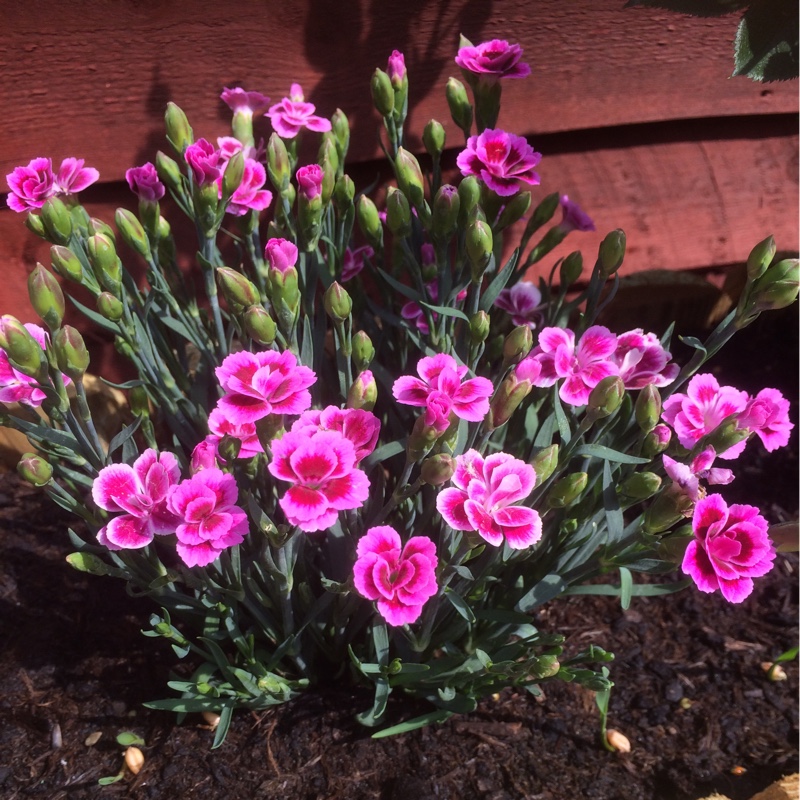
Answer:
598, 229, 626, 278
331, 108, 350, 162
619, 471, 662, 501
643, 485, 694, 533
52, 325, 90, 380
751, 258, 800, 312
466, 219, 493, 279
587, 376, 624, 418
346, 369, 377, 411
25, 213, 47, 239
221, 150, 245, 201
165, 101, 193, 153
17, 452, 53, 486
458, 176, 481, 225
87, 233, 121, 294
634, 384, 662, 433
642, 423, 671, 459
705, 417, 750, 455
530, 444, 559, 484
559, 251, 583, 287
469, 311, 490, 345
218, 434, 242, 463
319, 155, 336, 205
267, 133, 291, 192
423, 119, 446, 158
370, 68, 394, 116
352, 331, 375, 371
243, 305, 277, 345
217, 267, 259, 308
431, 184, 460, 240
746, 235, 776, 281
357, 195, 383, 249
333, 174, 355, 216
155, 150, 183, 193
0, 316, 46, 378
50, 245, 84, 284
386, 187, 412, 238
89, 217, 116, 242
323, 281, 352, 322
657, 525, 693, 564
255, 414, 285, 450
546, 472, 588, 508
488, 359, 541, 429
66, 552, 113, 575
28, 264, 65, 330
395, 148, 425, 208
129, 385, 150, 417
502, 325, 533, 365
115, 208, 152, 261
420, 453, 456, 486
521, 192, 560, 244
495, 192, 531, 233
446, 77, 473, 136
41, 197, 73, 245
318, 133, 340, 177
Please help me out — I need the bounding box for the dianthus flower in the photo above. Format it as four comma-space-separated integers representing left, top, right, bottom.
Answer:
190, 437, 221, 473
340, 245, 374, 282
662, 446, 734, 503
223, 158, 273, 216
92, 449, 181, 550
220, 86, 271, 116
0, 322, 69, 406
557, 195, 596, 234
387, 50, 407, 88
267, 83, 332, 139
353, 526, 438, 626
207, 406, 265, 459
494, 281, 543, 328
296, 164, 323, 200
393, 353, 493, 422
6, 156, 99, 212
54, 158, 100, 194
291, 406, 380, 463
611, 329, 678, 390
682, 494, 775, 603
456, 129, 541, 197
184, 138, 222, 185
215, 349, 316, 424
437, 450, 541, 549
265, 237, 299, 273
530, 325, 619, 406
268, 429, 370, 532
455, 39, 530, 82
167, 468, 249, 567
126, 162, 165, 203
738, 388, 793, 452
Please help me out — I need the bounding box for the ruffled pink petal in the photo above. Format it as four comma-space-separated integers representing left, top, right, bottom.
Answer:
682, 540, 719, 594
103, 514, 154, 549
392, 376, 431, 406
377, 597, 424, 626
176, 540, 222, 568
437, 488, 472, 530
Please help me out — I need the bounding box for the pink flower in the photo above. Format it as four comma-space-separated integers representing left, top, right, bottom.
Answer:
190, 436, 221, 472
456, 129, 541, 197
54, 158, 99, 194
437, 450, 541, 549
420, 242, 436, 267
167, 468, 249, 567
208, 406, 265, 459
393, 353, 493, 422
296, 164, 323, 200
6, 157, 55, 212
268, 429, 370, 532
220, 87, 271, 116
423, 391, 454, 434
611, 329, 679, 390
215, 349, 316, 425
340, 245, 374, 282
663, 446, 734, 503
216, 136, 262, 163
531, 325, 619, 406
455, 39, 531, 82
387, 50, 407, 87
0, 322, 69, 406
739, 388, 793, 452
353, 526, 438, 626
184, 138, 222, 185
557, 195, 595, 234
126, 162, 165, 203
662, 374, 749, 458
223, 158, 273, 216
682, 494, 775, 603
267, 83, 332, 139
265, 237, 299, 273
92, 449, 181, 551
494, 281, 543, 328
291, 406, 380, 462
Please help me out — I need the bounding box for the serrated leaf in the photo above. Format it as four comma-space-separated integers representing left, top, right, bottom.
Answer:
733, 0, 798, 81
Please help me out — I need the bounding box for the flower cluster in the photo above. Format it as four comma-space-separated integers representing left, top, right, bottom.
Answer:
6, 156, 99, 212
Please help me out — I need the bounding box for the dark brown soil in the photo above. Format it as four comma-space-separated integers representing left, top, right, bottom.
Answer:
0, 309, 797, 800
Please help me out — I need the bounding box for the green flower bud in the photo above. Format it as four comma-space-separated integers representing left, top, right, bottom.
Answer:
156, 150, 183, 193
194, 182, 220, 238
129, 385, 151, 417
320, 155, 336, 206
87, 233, 121, 294
496, 191, 531, 232
420, 453, 456, 486
218, 434, 242, 463
331, 108, 350, 162
746, 235, 776, 281
25, 213, 47, 239
469, 311, 490, 345
521, 192, 560, 245
642, 424, 672, 459
255, 414, 285, 450
385, 187, 412, 238
357, 195, 383, 249
17, 452, 53, 487
243, 305, 277, 345
89, 217, 116, 242
165, 101, 194, 154
643, 485, 694, 533
587, 376, 624, 418
598, 229, 626, 278
502, 324, 533, 365
114, 335, 135, 360
635, 384, 662, 433
560, 251, 583, 287
529, 655, 561, 680
346, 369, 378, 411
352, 331, 375, 371
267, 133, 291, 193
115, 208, 152, 261
446, 77, 473, 136
221, 150, 245, 201
487, 365, 535, 429
705, 417, 750, 455
530, 444, 559, 484
323, 281, 352, 322
458, 176, 481, 224
41, 197, 73, 245
619, 472, 662, 501
28, 264, 65, 330
407, 415, 442, 461
333, 174, 355, 216
423, 119, 446, 158
65, 552, 112, 576
53, 325, 90, 380
318, 133, 340, 177
466, 219, 493, 279
217, 267, 259, 308
657, 525, 693, 564
370, 68, 394, 116
50, 245, 84, 284
547, 472, 588, 508
0, 315, 46, 378
394, 148, 425, 208
432, 184, 460, 240
751, 258, 800, 312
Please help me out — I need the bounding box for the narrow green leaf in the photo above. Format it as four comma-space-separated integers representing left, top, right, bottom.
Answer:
603, 460, 624, 545
445, 590, 476, 624
574, 444, 649, 464
211, 704, 234, 749
480, 249, 519, 311
552, 389, 571, 444
371, 709, 453, 738
619, 566, 633, 610
564, 579, 691, 598
515, 574, 567, 612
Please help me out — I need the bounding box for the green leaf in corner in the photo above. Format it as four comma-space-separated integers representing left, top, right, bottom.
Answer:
733, 0, 799, 82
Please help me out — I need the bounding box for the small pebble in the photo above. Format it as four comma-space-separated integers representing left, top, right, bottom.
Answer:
84, 731, 102, 747
665, 680, 684, 702
50, 723, 62, 750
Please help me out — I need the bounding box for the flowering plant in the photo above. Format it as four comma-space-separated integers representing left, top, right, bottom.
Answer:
2, 35, 798, 746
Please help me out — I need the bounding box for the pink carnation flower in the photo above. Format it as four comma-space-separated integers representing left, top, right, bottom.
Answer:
291, 406, 380, 462
126, 162, 165, 203
663, 446, 734, 504
340, 245, 374, 282
353, 526, 438, 626
265, 237, 299, 273
216, 136, 262, 163
268, 429, 370, 532
54, 158, 100, 194
223, 158, 273, 216
387, 50, 407, 87
190, 436, 221, 472
267, 83, 332, 139
739, 388, 794, 452
184, 138, 222, 185
215, 349, 316, 425
611, 329, 679, 390
220, 86, 271, 116
437, 450, 542, 549
6, 157, 54, 212
393, 353, 493, 422
662, 374, 749, 458
296, 164, 323, 200
557, 195, 595, 234
208, 406, 265, 459
455, 39, 531, 82
0, 322, 69, 406
494, 281, 543, 328
530, 325, 619, 406
682, 494, 775, 603
456, 129, 541, 197
92, 449, 181, 550
167, 468, 249, 567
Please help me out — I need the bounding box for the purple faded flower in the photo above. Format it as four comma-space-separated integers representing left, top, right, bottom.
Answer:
6, 157, 55, 212
267, 83, 332, 139
663, 446, 735, 503
611, 329, 679, 390
340, 245, 374, 282
0, 322, 70, 406
420, 242, 436, 267
530, 325, 619, 406
223, 158, 273, 215
739, 388, 794, 452
220, 86, 271, 116
387, 50, 407, 88
494, 281, 543, 328
353, 526, 437, 626
208, 406, 265, 459
682, 494, 775, 603
54, 158, 99, 194
265, 237, 299, 273
184, 138, 222, 185
455, 39, 531, 82
456, 129, 541, 197
437, 449, 542, 549
662, 374, 749, 458
401, 282, 467, 335
557, 195, 595, 234
296, 164, 323, 200
291, 406, 380, 463
126, 162, 165, 203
